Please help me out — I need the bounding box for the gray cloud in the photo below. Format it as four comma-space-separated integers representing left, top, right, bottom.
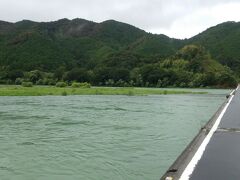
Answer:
0, 0, 239, 38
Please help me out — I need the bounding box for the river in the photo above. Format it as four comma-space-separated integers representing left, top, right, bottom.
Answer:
0, 89, 230, 180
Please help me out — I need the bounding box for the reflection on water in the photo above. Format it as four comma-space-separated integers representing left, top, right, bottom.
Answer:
0, 89, 229, 180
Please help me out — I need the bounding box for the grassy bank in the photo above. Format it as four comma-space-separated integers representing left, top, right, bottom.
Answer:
0, 85, 207, 96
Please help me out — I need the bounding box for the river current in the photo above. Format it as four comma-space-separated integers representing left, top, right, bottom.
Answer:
0, 89, 230, 180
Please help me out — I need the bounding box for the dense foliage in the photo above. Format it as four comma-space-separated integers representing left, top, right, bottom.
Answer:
187, 22, 240, 75
0, 19, 238, 88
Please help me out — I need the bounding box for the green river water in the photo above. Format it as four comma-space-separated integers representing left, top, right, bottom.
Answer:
0, 89, 230, 180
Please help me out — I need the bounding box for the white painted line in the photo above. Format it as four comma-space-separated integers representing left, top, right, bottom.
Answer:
179, 87, 236, 180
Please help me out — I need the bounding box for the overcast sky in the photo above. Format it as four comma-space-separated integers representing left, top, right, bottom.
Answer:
0, 0, 239, 39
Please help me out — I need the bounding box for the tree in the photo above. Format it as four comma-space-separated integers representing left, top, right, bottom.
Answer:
63, 68, 90, 82
24, 70, 43, 83
111, 68, 130, 81
54, 66, 66, 80
5, 70, 24, 81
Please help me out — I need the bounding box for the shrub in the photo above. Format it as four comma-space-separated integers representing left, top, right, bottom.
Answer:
36, 79, 43, 85
115, 79, 125, 87
56, 82, 67, 88
21, 82, 33, 87
71, 82, 80, 88
42, 78, 56, 86
61, 91, 67, 96
105, 79, 115, 86
71, 82, 91, 88
47, 79, 57, 86
179, 82, 187, 88
15, 78, 24, 85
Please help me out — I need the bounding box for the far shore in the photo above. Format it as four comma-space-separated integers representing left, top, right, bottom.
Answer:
0, 85, 208, 96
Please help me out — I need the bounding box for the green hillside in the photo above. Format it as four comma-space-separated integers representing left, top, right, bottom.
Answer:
187, 21, 240, 74
0, 18, 238, 88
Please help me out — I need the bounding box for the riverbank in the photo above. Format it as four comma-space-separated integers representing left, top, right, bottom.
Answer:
0, 85, 207, 96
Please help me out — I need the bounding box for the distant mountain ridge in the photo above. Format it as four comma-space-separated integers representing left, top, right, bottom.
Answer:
1, 18, 239, 69
0, 18, 239, 87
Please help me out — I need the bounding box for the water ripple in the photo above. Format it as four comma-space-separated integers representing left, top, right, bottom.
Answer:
0, 92, 229, 180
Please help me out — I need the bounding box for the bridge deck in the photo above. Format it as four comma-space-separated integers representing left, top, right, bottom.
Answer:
161, 87, 240, 180
188, 87, 240, 180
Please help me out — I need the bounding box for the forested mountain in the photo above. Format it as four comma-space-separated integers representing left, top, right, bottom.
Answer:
0, 18, 239, 87
187, 21, 240, 74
